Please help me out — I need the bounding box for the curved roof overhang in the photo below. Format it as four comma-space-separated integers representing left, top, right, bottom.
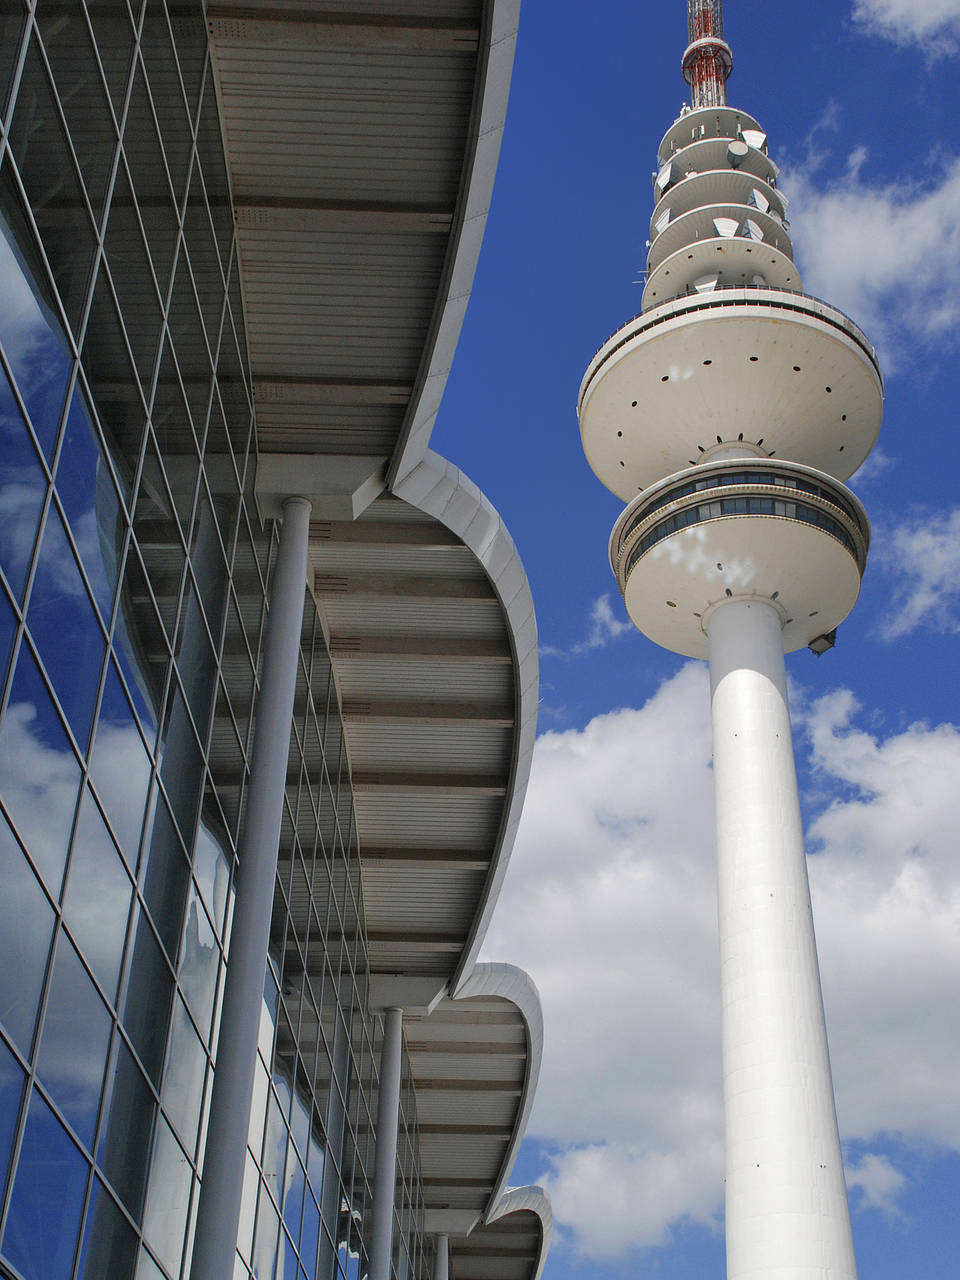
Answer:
411, 966, 544, 1247
209, 4, 547, 1271
219, 0, 536, 991
452, 1185, 552, 1280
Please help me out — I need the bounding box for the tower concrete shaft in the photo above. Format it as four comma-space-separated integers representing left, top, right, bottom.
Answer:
577, 4, 884, 1276
709, 599, 856, 1279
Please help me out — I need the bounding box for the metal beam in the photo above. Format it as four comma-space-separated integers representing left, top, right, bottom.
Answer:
418, 1124, 513, 1137
207, 9, 480, 53
342, 699, 514, 727
361, 849, 490, 871
453, 1246, 538, 1259
316, 574, 493, 600
422, 1178, 495, 1188
352, 771, 507, 795
237, 200, 452, 236
406, 1042, 525, 1057
413, 1080, 523, 1094
367, 935, 462, 953
331, 636, 511, 661
310, 520, 462, 547
254, 377, 413, 406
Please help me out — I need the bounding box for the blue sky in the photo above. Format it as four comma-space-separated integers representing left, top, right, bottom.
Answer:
433, 1, 960, 1276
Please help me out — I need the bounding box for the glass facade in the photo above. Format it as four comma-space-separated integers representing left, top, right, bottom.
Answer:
0, 5, 427, 1279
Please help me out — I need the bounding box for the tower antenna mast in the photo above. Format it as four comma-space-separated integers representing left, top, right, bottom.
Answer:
683, 0, 733, 107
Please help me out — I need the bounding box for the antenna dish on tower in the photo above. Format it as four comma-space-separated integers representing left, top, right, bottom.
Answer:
682, 0, 733, 108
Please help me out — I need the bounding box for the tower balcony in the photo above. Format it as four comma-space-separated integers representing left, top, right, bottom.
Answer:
658, 104, 766, 164
608, 459, 869, 659
655, 135, 779, 199
646, 203, 794, 277
644, 233, 798, 308
578, 287, 883, 499
650, 170, 786, 243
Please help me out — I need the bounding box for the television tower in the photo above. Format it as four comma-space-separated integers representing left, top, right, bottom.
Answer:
577, 3, 882, 1277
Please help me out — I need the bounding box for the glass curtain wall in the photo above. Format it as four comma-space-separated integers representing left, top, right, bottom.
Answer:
0, 4, 427, 1279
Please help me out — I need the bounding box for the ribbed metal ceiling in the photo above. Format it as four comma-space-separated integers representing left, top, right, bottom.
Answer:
208, 6, 546, 1272
308, 494, 517, 978
208, 0, 485, 456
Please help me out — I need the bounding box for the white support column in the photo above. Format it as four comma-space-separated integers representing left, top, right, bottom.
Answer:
708, 598, 857, 1280
369, 1007, 404, 1280
190, 496, 312, 1280
433, 1234, 449, 1280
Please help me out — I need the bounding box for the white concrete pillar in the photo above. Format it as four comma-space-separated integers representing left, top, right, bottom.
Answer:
369, 1007, 404, 1280
433, 1234, 449, 1280
190, 496, 312, 1280
708, 597, 857, 1280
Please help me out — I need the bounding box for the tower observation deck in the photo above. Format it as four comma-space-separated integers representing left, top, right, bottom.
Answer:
577, 4, 882, 1278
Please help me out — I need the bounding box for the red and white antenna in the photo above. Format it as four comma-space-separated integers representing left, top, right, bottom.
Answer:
682, 0, 733, 108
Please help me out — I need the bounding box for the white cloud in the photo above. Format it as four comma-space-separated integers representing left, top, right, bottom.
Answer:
485, 669, 960, 1259
540, 593, 633, 659
846, 1152, 908, 1216
874, 506, 960, 637
852, 0, 960, 51
784, 153, 960, 364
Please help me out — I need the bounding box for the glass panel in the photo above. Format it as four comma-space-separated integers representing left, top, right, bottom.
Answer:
248, 1056, 269, 1172
141, 1113, 192, 1278
113, 550, 165, 745
0, 579, 15, 692
134, 431, 185, 644
168, 6, 206, 126
81, 261, 147, 479
196, 69, 233, 276
168, 238, 214, 434
261, 1084, 289, 1199
0, 180, 72, 460
300, 1190, 320, 1280
35, 933, 111, 1149
141, 785, 192, 962
98, 1036, 156, 1223
193, 818, 230, 940
0, 3, 25, 118
179, 879, 220, 1041
85, 0, 136, 118
0, 1032, 26, 1202
140, 0, 193, 209
161, 994, 206, 1154
183, 166, 225, 352
26, 498, 105, 747
0, 354, 47, 602
216, 323, 252, 467
237, 1150, 260, 1262
136, 1246, 168, 1280
35, 0, 116, 219
252, 1182, 281, 1280
152, 333, 201, 534
2, 1087, 89, 1280
76, 1175, 139, 1280
64, 788, 133, 1001
123, 905, 175, 1086
54, 387, 124, 620
123, 63, 180, 297
282, 1150, 306, 1260
102, 162, 163, 388
0, 811, 54, 1055
89, 660, 152, 868
0, 642, 81, 896
7, 38, 98, 339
